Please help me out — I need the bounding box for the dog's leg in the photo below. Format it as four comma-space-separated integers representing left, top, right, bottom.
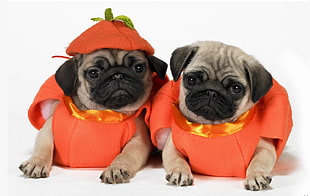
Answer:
100, 114, 152, 184
244, 137, 277, 191
19, 117, 54, 178
19, 100, 58, 178
162, 131, 193, 186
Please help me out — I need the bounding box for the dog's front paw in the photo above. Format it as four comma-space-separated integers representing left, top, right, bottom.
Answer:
244, 173, 272, 191
100, 166, 132, 184
166, 168, 194, 186
19, 158, 50, 178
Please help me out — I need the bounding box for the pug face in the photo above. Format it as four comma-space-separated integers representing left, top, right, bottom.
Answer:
170, 41, 272, 124
55, 49, 167, 113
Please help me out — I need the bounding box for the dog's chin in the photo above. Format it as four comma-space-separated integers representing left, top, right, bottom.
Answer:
100, 90, 138, 109
75, 87, 151, 114
185, 93, 236, 122
74, 93, 146, 115
191, 106, 234, 121
179, 100, 254, 125
180, 106, 238, 125
104, 90, 150, 113
185, 99, 236, 121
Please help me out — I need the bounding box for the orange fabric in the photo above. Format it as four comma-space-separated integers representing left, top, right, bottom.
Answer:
28, 74, 167, 168
66, 20, 154, 56
150, 79, 293, 178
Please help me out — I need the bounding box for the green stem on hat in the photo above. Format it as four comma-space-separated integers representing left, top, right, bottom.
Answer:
90, 8, 135, 29
105, 8, 114, 21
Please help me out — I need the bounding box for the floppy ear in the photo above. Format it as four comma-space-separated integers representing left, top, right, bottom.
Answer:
55, 58, 79, 96
170, 46, 199, 81
243, 58, 273, 103
147, 56, 168, 80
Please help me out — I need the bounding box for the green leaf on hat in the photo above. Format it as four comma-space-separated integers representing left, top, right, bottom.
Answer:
90, 17, 104, 22
104, 8, 114, 21
91, 8, 135, 29
114, 15, 135, 29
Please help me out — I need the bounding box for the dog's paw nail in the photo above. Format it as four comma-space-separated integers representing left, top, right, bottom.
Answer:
264, 175, 272, 184
180, 180, 187, 186
18, 165, 24, 170
165, 174, 172, 181
188, 178, 194, 186
260, 181, 268, 189
180, 175, 194, 186
252, 186, 259, 191
121, 169, 129, 179
42, 172, 47, 178
172, 178, 178, 185
99, 172, 110, 183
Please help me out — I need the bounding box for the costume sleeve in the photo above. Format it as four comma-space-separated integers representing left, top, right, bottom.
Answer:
28, 75, 64, 130
136, 74, 169, 128
258, 79, 293, 157
150, 80, 180, 147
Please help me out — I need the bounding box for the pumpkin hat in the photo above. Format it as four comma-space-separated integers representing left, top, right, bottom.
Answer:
66, 8, 154, 56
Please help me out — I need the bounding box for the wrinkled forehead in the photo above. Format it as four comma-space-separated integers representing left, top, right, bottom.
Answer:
80, 49, 147, 67
183, 46, 247, 82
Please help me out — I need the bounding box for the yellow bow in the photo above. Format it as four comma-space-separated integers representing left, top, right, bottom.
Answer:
63, 96, 131, 123
172, 103, 257, 138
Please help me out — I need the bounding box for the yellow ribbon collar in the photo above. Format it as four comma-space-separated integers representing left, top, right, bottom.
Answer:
63, 96, 131, 123
172, 103, 257, 138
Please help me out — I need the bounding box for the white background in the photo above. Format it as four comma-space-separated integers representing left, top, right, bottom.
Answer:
7, 1, 310, 196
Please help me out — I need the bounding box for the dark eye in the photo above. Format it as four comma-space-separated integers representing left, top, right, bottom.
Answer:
186, 75, 197, 86
230, 84, 243, 94
134, 63, 144, 73
87, 68, 100, 79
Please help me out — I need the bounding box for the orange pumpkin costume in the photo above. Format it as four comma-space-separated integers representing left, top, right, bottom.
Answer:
28, 74, 165, 168
150, 79, 293, 178
27, 9, 168, 168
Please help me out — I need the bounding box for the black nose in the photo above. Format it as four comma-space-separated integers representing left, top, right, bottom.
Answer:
206, 90, 218, 98
205, 90, 218, 105
112, 73, 124, 81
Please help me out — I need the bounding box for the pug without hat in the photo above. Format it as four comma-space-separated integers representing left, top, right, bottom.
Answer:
19, 9, 168, 184
150, 41, 292, 190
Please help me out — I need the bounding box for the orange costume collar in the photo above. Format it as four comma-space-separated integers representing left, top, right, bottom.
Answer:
63, 96, 132, 123
172, 103, 257, 138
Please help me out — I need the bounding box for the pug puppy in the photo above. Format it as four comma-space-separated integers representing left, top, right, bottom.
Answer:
155, 41, 285, 190
19, 49, 167, 183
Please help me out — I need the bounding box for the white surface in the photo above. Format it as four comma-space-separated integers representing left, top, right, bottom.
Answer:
8, 1, 310, 196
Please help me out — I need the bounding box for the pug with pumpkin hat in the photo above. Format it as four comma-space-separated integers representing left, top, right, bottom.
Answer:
19, 8, 168, 184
